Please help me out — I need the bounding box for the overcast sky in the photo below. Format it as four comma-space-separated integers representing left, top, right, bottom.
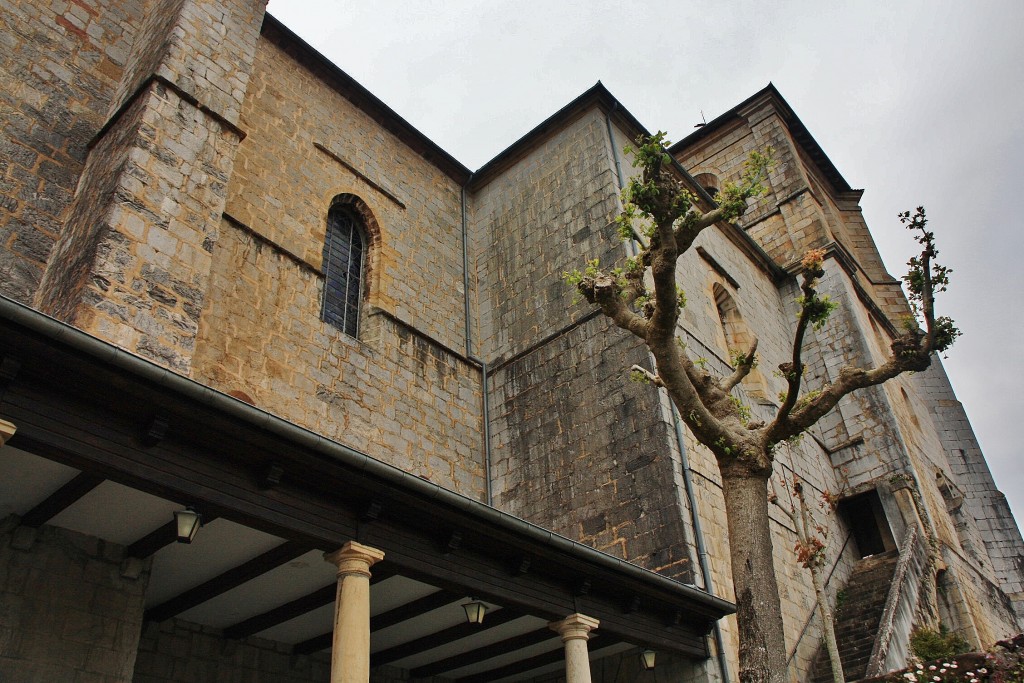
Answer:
267, 0, 1024, 517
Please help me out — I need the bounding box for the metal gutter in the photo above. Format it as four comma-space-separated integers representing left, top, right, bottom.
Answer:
460, 181, 493, 506
0, 294, 733, 615
673, 405, 733, 683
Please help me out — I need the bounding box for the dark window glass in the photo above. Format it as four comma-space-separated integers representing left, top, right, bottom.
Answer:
322, 207, 364, 337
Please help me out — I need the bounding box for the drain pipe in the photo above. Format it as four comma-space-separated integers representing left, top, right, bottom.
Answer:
605, 106, 731, 683
673, 404, 732, 683
605, 104, 627, 192
461, 181, 493, 506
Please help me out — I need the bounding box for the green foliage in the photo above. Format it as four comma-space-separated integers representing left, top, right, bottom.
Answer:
634, 293, 652, 317
728, 395, 752, 424
562, 258, 601, 289
676, 286, 687, 310
616, 203, 637, 240
932, 315, 962, 354
625, 256, 644, 276
796, 293, 838, 330
910, 627, 971, 663
730, 348, 757, 369
629, 368, 650, 384
795, 389, 822, 411
625, 131, 672, 169
899, 207, 961, 353
714, 147, 775, 221
834, 588, 847, 613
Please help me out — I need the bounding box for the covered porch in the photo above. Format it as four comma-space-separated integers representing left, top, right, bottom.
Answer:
0, 296, 733, 681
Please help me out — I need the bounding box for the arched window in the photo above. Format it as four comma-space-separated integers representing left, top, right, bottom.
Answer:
693, 172, 720, 200
714, 284, 750, 351
713, 283, 766, 397
321, 205, 365, 338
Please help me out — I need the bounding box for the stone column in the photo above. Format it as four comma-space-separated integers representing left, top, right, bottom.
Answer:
324, 541, 385, 683
549, 613, 600, 683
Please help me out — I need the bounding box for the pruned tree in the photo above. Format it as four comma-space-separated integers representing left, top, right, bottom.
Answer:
565, 132, 958, 683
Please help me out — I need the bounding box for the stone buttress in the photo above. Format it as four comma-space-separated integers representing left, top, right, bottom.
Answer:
35, 0, 268, 374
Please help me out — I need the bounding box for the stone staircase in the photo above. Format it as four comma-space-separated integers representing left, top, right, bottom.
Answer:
810, 550, 900, 682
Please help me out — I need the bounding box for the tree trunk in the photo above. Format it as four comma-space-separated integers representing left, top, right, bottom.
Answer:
809, 557, 845, 683
796, 489, 845, 683
721, 469, 788, 683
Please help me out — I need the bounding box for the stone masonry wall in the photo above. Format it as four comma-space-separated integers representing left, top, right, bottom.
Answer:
191, 221, 484, 496
474, 110, 693, 578
0, 0, 148, 303
189, 30, 484, 496
472, 110, 622, 362
917, 358, 1024, 614
133, 619, 330, 683
35, 78, 245, 373
224, 30, 469, 353
0, 520, 150, 682
676, 102, 910, 325
490, 316, 693, 580
35, 0, 266, 374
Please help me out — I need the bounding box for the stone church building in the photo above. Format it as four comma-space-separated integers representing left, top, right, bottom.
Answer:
0, 1, 1021, 681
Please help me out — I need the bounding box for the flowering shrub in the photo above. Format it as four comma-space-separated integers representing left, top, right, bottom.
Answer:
863, 634, 1024, 683
912, 626, 970, 662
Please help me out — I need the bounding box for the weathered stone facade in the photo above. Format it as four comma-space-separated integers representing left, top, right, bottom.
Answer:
0, 521, 150, 682
1, 2, 1021, 681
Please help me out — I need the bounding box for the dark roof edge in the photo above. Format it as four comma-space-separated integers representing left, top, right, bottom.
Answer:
262, 14, 472, 185
670, 83, 859, 196
0, 294, 734, 618
468, 81, 650, 191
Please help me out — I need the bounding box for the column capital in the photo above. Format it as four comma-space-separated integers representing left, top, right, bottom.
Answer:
0, 419, 15, 447
549, 613, 600, 642
324, 541, 385, 579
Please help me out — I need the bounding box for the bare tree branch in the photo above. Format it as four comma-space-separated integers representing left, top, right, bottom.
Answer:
769, 254, 824, 434
720, 337, 760, 393
580, 274, 650, 340
630, 364, 663, 386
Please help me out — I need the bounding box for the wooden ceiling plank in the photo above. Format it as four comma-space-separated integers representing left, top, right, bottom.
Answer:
454, 636, 621, 683
224, 565, 397, 640
145, 540, 314, 623
409, 627, 555, 678
126, 514, 221, 559
20, 471, 104, 528
371, 607, 522, 667
370, 588, 461, 632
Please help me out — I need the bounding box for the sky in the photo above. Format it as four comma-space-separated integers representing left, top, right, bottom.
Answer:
267, 0, 1024, 517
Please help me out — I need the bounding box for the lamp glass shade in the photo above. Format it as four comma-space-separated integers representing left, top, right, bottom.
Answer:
640, 649, 656, 670
462, 600, 487, 624
174, 508, 201, 543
